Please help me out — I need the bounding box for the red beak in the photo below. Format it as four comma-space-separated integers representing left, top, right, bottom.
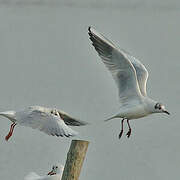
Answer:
47, 171, 56, 176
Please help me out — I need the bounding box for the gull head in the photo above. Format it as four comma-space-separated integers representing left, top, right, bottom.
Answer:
50, 109, 59, 116
153, 102, 170, 115
30, 106, 59, 116
47, 163, 64, 176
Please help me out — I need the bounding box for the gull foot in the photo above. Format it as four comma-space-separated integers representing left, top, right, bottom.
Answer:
5, 133, 11, 141
126, 129, 131, 138
118, 130, 123, 139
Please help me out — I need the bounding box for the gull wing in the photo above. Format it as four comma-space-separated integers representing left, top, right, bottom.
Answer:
17, 109, 78, 137
58, 110, 89, 126
119, 50, 149, 96
88, 27, 142, 104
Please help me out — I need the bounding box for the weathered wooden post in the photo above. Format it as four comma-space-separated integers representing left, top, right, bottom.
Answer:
61, 140, 89, 180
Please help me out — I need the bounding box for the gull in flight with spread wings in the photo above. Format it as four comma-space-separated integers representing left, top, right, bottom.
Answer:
24, 163, 64, 180
0, 106, 88, 141
88, 27, 170, 139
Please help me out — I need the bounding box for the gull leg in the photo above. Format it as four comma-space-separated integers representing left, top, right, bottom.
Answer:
119, 118, 125, 139
5, 123, 16, 141
126, 120, 131, 138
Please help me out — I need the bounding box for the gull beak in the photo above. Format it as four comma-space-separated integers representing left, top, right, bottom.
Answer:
163, 110, 170, 115
47, 170, 56, 176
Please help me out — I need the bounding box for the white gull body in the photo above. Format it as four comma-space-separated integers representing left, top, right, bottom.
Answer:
0, 106, 88, 141
24, 163, 64, 180
88, 27, 170, 138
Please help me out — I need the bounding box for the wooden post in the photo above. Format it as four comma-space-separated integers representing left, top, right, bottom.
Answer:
61, 140, 89, 180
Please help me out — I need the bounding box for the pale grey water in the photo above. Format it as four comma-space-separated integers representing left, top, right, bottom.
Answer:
0, 1, 179, 180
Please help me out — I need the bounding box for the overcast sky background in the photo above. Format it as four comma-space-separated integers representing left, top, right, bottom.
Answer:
0, 1, 179, 180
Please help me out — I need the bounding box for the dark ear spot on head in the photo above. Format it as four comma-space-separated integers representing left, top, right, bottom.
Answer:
155, 103, 162, 110
155, 103, 160, 109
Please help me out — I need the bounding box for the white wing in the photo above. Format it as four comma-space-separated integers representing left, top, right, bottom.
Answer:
120, 50, 149, 96
24, 172, 41, 180
88, 27, 142, 104
17, 109, 78, 137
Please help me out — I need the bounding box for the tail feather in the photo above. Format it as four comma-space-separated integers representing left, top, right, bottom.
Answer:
104, 114, 120, 122
0, 111, 16, 121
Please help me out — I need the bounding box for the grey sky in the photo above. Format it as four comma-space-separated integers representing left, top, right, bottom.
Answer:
0, 1, 179, 180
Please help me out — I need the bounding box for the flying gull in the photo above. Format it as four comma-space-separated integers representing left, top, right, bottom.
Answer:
0, 106, 88, 141
88, 27, 170, 138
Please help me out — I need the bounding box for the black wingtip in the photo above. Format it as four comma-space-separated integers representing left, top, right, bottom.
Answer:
88, 26, 93, 38
64, 134, 70, 138
88, 26, 91, 32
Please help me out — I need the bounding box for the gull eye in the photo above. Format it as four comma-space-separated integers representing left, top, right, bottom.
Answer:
55, 110, 59, 116
50, 109, 59, 116
56, 166, 58, 169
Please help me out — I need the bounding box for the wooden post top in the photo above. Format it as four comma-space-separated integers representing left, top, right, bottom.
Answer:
61, 139, 89, 180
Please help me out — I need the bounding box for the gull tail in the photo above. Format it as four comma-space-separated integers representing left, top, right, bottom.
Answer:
0, 111, 16, 121
104, 114, 120, 122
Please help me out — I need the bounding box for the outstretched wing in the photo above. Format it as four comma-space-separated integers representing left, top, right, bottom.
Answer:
58, 110, 89, 126
88, 27, 142, 104
120, 50, 149, 96
17, 110, 78, 137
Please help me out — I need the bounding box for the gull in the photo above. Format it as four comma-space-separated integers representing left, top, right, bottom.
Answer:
24, 163, 64, 180
0, 106, 88, 141
88, 27, 170, 139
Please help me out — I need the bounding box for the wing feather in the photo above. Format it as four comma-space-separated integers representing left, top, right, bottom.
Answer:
121, 51, 149, 96
17, 110, 78, 137
88, 27, 142, 104
58, 110, 89, 126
